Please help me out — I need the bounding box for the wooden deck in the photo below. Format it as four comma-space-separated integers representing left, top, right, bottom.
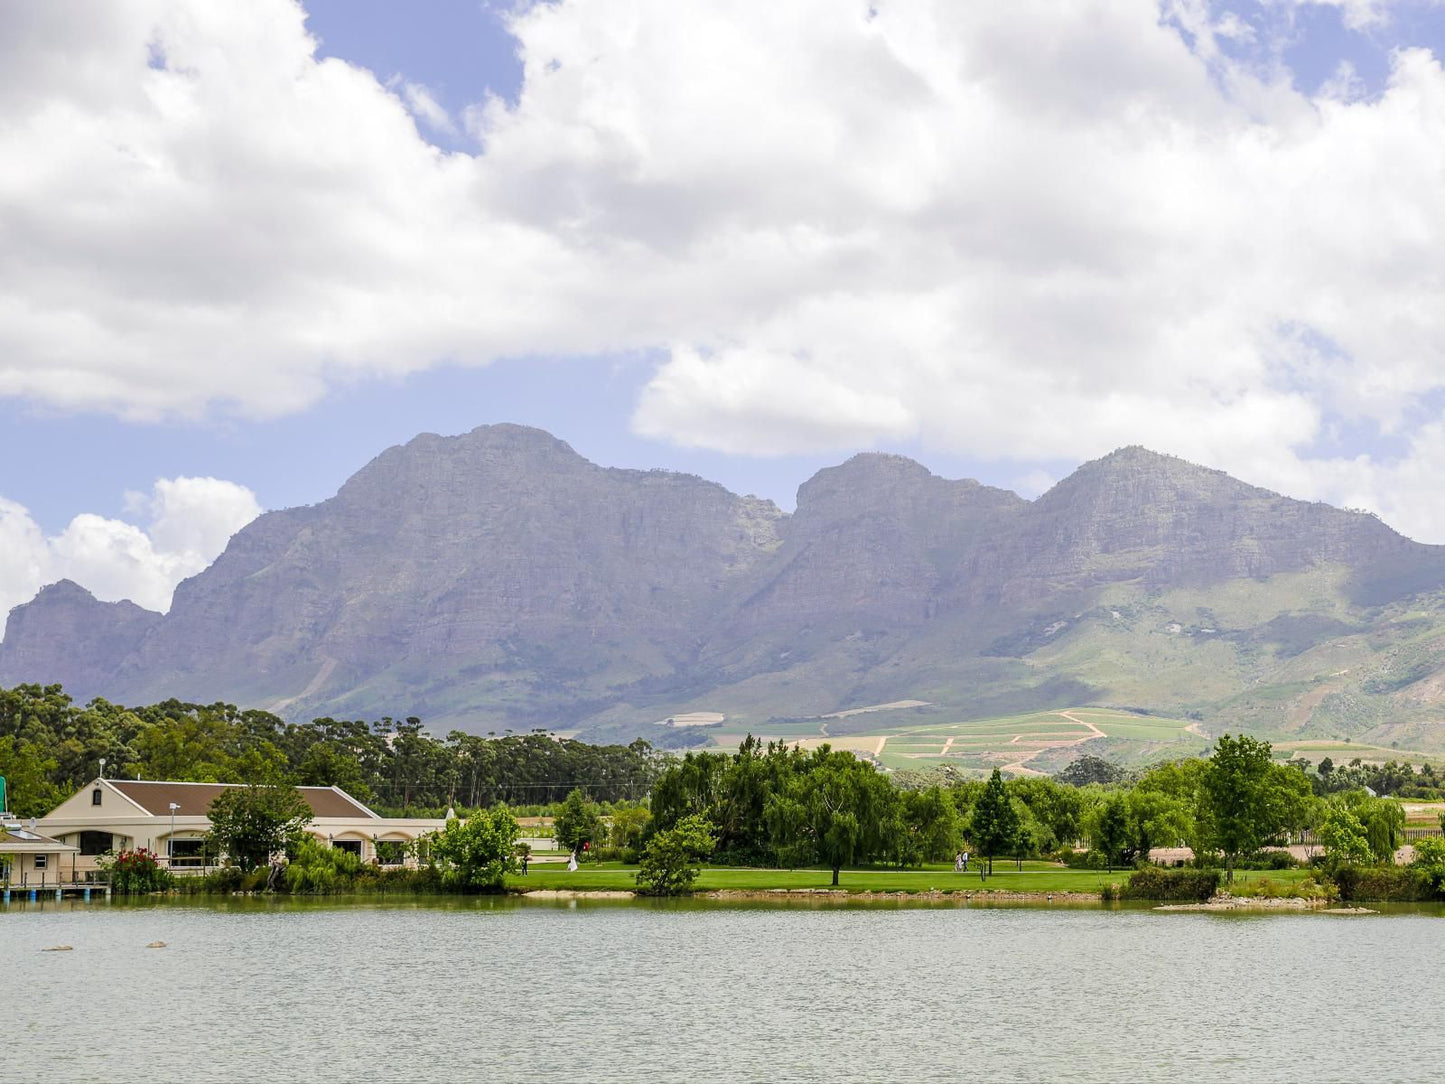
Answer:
2, 881, 111, 902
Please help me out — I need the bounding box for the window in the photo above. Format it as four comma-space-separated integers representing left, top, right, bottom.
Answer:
78, 831, 113, 856
168, 839, 209, 867
375, 840, 408, 866
332, 840, 363, 857
92, 788, 103, 806
34, 854, 47, 869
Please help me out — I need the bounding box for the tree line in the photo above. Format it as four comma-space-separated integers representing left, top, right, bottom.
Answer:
0, 683, 664, 817
644, 732, 1423, 884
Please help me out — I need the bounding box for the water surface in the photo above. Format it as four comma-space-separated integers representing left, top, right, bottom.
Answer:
4, 897, 1440, 1082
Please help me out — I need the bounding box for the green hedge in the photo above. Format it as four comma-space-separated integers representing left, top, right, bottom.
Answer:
1333, 866, 1434, 902
1122, 866, 1221, 901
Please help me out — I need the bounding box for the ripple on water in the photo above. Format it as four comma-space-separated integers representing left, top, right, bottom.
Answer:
1, 899, 1442, 1083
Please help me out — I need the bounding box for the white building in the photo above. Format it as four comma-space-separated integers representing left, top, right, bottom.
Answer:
36, 778, 449, 874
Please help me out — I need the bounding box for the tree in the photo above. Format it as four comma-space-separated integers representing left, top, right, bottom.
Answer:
428, 807, 520, 892
1199, 734, 1310, 882
1410, 836, 1445, 896
0, 735, 66, 817
606, 804, 652, 858
206, 784, 314, 871
1319, 800, 1370, 869
1087, 792, 1131, 870
1125, 789, 1192, 861
553, 788, 602, 856
636, 814, 715, 895
766, 747, 894, 885
970, 769, 1020, 876
1055, 755, 1126, 786
1353, 795, 1405, 862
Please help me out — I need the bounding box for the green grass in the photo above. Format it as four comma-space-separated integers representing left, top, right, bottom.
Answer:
509, 861, 1130, 895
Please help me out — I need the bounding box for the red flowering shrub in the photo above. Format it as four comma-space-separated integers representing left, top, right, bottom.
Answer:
98, 848, 173, 894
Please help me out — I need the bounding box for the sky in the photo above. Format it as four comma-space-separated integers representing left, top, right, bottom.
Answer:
4, 0, 1445, 619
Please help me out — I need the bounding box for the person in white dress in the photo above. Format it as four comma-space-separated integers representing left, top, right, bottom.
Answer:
567, 850, 578, 871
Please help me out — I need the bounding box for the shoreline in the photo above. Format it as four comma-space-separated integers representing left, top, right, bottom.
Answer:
1154, 894, 1376, 913
513, 887, 1104, 903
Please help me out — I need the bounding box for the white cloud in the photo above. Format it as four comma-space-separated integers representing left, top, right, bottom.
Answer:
8, 2, 1445, 538
392, 77, 459, 138
0, 478, 261, 619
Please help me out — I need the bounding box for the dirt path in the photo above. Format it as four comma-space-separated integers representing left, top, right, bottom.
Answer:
874, 735, 888, 757
999, 710, 1105, 776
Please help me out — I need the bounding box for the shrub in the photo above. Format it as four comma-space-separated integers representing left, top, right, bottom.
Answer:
1410, 836, 1445, 896
429, 807, 521, 892
284, 838, 363, 895
98, 848, 173, 895
1333, 865, 1431, 902
1122, 866, 1221, 901
636, 814, 715, 896
1228, 875, 1335, 900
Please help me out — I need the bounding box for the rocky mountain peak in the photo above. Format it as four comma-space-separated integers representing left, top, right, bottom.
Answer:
6, 429, 1445, 737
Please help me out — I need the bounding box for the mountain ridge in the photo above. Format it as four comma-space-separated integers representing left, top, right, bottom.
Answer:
5, 425, 1445, 752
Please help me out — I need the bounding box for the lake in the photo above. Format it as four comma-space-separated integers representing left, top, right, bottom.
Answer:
4, 896, 1442, 1082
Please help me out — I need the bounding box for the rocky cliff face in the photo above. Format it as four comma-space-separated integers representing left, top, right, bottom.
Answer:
4, 428, 1444, 735
0, 580, 162, 694
986, 447, 1425, 601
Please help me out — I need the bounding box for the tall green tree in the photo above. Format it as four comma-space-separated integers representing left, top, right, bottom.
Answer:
1087, 792, 1131, 870
206, 784, 314, 870
970, 769, 1020, 876
553, 788, 602, 856
1319, 799, 1370, 868
767, 747, 895, 885
1199, 734, 1313, 882
0, 735, 66, 817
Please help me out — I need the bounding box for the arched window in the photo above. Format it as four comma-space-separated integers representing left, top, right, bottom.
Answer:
92, 788, 103, 806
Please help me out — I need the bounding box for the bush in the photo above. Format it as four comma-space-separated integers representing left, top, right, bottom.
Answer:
183, 865, 270, 894
1334, 865, 1433, 902
98, 848, 173, 895
636, 814, 715, 896
284, 838, 363, 895
429, 807, 521, 892
1122, 867, 1221, 901
1411, 836, 1445, 896
1229, 876, 1335, 901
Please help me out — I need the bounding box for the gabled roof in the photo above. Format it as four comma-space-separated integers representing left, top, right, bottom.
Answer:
103, 780, 379, 820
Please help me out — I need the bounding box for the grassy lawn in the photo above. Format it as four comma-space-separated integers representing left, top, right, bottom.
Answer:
507, 861, 1133, 894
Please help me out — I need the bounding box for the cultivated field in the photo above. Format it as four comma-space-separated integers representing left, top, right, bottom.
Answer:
714, 706, 1206, 777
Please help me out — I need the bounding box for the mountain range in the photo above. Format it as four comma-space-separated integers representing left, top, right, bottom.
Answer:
6, 423, 1445, 753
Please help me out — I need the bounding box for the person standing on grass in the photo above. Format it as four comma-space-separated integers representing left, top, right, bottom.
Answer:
962, 850, 969, 872
954, 852, 963, 874
567, 850, 578, 872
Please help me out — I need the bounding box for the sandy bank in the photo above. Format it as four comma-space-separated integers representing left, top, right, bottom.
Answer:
517, 889, 637, 899
1155, 894, 1375, 913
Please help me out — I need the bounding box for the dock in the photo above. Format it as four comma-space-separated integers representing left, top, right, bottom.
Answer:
1, 880, 111, 904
